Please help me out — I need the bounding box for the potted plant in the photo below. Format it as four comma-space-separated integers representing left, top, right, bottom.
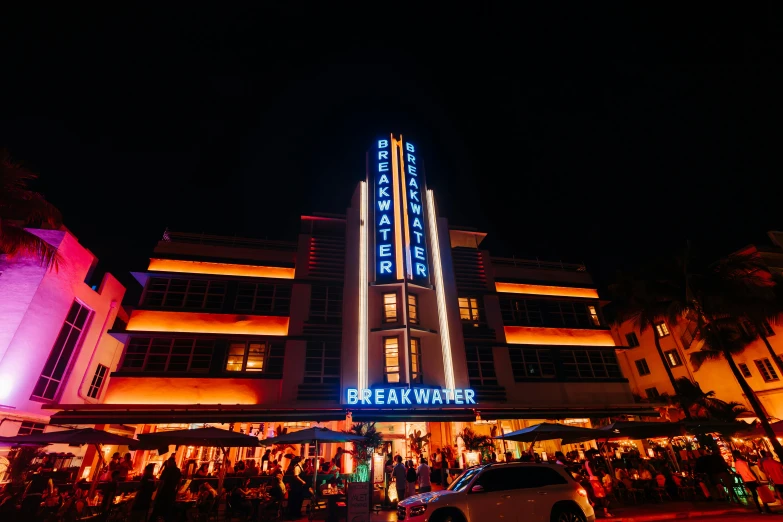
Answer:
346, 422, 384, 483
456, 426, 494, 465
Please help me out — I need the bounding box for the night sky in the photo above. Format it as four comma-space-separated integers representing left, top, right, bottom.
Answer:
3, 6, 782, 301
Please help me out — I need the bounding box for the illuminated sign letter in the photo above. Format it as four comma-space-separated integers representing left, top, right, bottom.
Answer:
414, 388, 430, 405
454, 389, 464, 404
465, 389, 476, 405
347, 388, 359, 404
401, 388, 412, 405
374, 389, 385, 405
387, 388, 399, 404
361, 389, 372, 405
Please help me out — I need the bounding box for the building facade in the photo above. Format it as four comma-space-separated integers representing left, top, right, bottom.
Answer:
610, 232, 783, 422
0, 229, 126, 475
50, 135, 651, 474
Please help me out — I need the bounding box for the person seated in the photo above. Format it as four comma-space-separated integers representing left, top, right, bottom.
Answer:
326, 467, 342, 487
244, 459, 259, 477
196, 483, 217, 516
195, 463, 210, 478
656, 472, 667, 488
302, 459, 314, 475
615, 467, 628, 482
640, 466, 653, 481
267, 460, 282, 476
224, 459, 235, 475
229, 478, 253, 517
100, 470, 121, 513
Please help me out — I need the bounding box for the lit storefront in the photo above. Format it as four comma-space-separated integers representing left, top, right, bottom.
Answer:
47, 135, 654, 481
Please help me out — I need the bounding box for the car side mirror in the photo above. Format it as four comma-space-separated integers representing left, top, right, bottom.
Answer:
471, 485, 484, 493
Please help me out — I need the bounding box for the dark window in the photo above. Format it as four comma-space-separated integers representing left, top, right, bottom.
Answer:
383, 293, 398, 323
500, 298, 602, 328
235, 283, 291, 314
560, 349, 623, 380
625, 332, 640, 347
655, 322, 670, 337
475, 466, 566, 491
121, 337, 215, 373
738, 363, 752, 378
465, 346, 497, 386
763, 321, 776, 337
474, 468, 520, 492
755, 359, 779, 382
645, 387, 660, 399
509, 347, 556, 380
665, 350, 683, 368
410, 338, 422, 383
681, 320, 698, 349
142, 277, 226, 310
304, 340, 341, 384
31, 301, 92, 401
384, 336, 400, 383
635, 359, 651, 376
408, 294, 419, 325
17, 421, 46, 436
309, 285, 343, 324
87, 364, 108, 399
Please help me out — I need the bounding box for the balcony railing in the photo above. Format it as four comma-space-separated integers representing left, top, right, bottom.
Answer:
161, 230, 297, 251
491, 256, 587, 272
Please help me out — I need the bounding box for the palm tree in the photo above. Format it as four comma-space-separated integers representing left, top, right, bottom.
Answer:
670, 377, 748, 421
608, 262, 688, 406
0, 149, 62, 269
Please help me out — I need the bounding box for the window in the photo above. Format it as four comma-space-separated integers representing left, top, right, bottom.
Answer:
655, 322, 670, 337
635, 358, 651, 376
235, 283, 291, 314
226, 342, 266, 372
17, 421, 46, 436
763, 321, 776, 337
309, 285, 343, 324
122, 337, 214, 373
681, 320, 698, 349
465, 345, 498, 386
755, 358, 780, 382
384, 337, 400, 383
509, 347, 556, 380
458, 297, 480, 325
645, 387, 661, 399
383, 293, 398, 323
304, 341, 340, 384
587, 305, 601, 326
665, 350, 683, 368
409, 338, 422, 383
143, 277, 226, 310
474, 467, 566, 491
408, 294, 419, 325
625, 332, 640, 348
561, 349, 623, 380
87, 364, 108, 399
31, 300, 92, 401
500, 298, 543, 326
738, 363, 752, 378
545, 301, 596, 328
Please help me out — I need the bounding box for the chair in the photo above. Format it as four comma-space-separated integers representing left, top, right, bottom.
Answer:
677, 484, 696, 500
652, 487, 672, 503
307, 495, 329, 521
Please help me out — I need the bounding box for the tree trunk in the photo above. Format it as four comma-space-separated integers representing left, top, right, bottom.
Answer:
723, 349, 783, 460
758, 328, 783, 378
652, 329, 691, 418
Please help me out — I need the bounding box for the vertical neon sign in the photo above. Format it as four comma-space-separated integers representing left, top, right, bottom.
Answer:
400, 140, 430, 287
372, 138, 398, 283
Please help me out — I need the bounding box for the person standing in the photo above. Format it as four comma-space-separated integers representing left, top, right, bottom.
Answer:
392, 456, 407, 502
150, 456, 181, 522
734, 450, 771, 513
405, 461, 417, 498
417, 458, 432, 494
432, 449, 443, 485
287, 456, 307, 519
760, 450, 783, 501
119, 453, 133, 481
130, 464, 155, 522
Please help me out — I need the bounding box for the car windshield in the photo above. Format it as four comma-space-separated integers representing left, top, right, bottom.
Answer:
447, 467, 482, 493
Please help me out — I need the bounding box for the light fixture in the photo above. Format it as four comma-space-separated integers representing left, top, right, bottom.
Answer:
475, 410, 482, 423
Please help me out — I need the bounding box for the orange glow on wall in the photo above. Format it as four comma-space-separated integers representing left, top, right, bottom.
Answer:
126, 310, 289, 336
148, 258, 294, 279
103, 377, 267, 405
504, 326, 616, 346
391, 136, 405, 280
495, 282, 599, 299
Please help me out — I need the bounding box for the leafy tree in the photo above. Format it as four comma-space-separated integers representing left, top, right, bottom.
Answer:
346, 422, 383, 483
0, 149, 62, 269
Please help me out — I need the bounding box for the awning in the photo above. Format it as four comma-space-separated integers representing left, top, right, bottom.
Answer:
47, 403, 658, 425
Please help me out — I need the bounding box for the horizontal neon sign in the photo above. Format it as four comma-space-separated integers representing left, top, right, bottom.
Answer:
346, 388, 476, 406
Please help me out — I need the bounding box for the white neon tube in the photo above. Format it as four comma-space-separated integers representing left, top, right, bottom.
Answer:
427, 189, 455, 391
358, 181, 369, 392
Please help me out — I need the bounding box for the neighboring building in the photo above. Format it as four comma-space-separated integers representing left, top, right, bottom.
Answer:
0, 228, 126, 475
610, 231, 783, 421
49, 135, 650, 475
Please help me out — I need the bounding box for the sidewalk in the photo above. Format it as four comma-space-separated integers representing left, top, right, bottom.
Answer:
364, 499, 767, 522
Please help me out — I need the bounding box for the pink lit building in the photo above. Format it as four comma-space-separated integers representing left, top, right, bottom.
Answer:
0, 229, 126, 457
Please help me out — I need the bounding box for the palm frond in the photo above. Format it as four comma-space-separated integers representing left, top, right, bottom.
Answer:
689, 346, 724, 371
0, 223, 61, 271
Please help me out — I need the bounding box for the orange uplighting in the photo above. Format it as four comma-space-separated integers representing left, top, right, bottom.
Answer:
495, 282, 599, 299
391, 136, 404, 280
126, 310, 289, 336
103, 377, 264, 405
504, 326, 616, 346
148, 258, 294, 279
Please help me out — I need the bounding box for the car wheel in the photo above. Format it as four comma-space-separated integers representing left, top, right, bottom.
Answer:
431, 509, 466, 522
552, 505, 586, 522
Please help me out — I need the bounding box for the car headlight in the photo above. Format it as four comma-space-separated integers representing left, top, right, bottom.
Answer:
410, 505, 427, 517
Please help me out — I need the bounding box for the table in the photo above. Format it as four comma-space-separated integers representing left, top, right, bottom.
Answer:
321, 491, 345, 522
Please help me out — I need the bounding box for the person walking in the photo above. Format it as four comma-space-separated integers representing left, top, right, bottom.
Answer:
733, 451, 771, 513
760, 450, 783, 501
392, 456, 407, 502
417, 457, 432, 493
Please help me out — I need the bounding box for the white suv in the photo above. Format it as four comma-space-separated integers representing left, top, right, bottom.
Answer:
397, 462, 595, 522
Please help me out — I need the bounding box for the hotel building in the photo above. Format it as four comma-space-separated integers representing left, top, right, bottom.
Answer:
48, 136, 652, 473
0, 228, 126, 476
610, 231, 783, 422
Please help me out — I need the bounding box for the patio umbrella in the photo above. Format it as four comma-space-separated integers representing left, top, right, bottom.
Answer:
261, 427, 366, 494
686, 420, 754, 436
0, 428, 139, 497
136, 427, 260, 494
494, 422, 607, 443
